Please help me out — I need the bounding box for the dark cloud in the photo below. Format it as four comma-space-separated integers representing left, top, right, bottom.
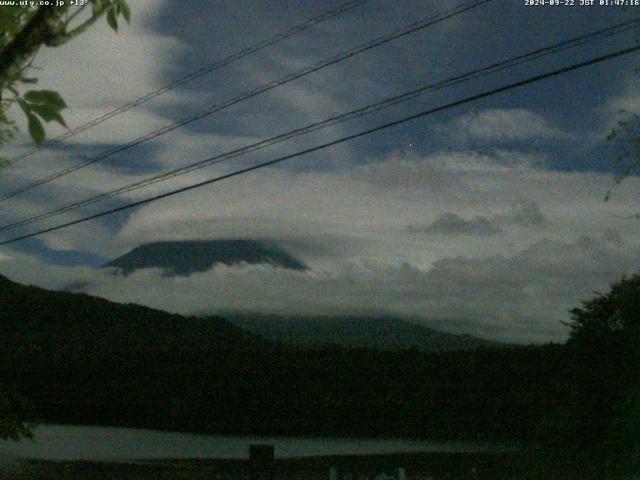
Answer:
508, 200, 546, 227
494, 199, 547, 228
409, 199, 546, 237
410, 213, 501, 236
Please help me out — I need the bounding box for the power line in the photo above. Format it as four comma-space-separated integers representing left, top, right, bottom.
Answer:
0, 0, 494, 202
4, 0, 373, 166
1, 44, 637, 247
0, 20, 636, 233
2, 20, 637, 231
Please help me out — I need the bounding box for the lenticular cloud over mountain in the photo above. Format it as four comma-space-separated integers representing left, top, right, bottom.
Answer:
104, 239, 307, 276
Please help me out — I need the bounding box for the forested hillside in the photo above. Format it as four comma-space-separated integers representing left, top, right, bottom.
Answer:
0, 273, 564, 441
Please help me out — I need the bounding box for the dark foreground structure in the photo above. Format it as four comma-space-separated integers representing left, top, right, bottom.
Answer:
1, 451, 520, 480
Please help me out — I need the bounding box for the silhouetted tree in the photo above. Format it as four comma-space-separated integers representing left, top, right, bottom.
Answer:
563, 274, 640, 478
0, 394, 34, 441
567, 274, 640, 345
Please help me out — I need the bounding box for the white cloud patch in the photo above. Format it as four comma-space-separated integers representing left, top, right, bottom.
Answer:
454, 108, 566, 143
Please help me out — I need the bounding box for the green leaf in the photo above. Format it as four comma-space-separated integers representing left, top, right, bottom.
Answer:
27, 113, 45, 146
24, 90, 66, 110
22, 78, 37, 84
118, 0, 131, 23
16, 99, 30, 115
92, 0, 103, 16
107, 8, 118, 31
30, 104, 67, 127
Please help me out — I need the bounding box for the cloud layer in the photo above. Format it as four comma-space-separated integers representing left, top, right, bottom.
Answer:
2, 229, 637, 344
0, 1, 638, 344
2, 148, 640, 343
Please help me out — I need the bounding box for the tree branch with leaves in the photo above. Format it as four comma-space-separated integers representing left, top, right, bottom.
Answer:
0, 0, 130, 150
604, 109, 640, 213
0, 0, 130, 441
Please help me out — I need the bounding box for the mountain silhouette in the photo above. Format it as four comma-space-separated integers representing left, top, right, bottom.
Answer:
104, 239, 307, 275
226, 314, 494, 351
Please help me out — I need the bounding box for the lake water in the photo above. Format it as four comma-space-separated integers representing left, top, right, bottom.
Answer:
0, 424, 517, 463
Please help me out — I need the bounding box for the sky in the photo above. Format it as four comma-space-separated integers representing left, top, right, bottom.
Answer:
1, 0, 640, 343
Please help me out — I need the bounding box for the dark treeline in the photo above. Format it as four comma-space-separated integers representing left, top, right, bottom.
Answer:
0, 274, 561, 440
1, 273, 638, 477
